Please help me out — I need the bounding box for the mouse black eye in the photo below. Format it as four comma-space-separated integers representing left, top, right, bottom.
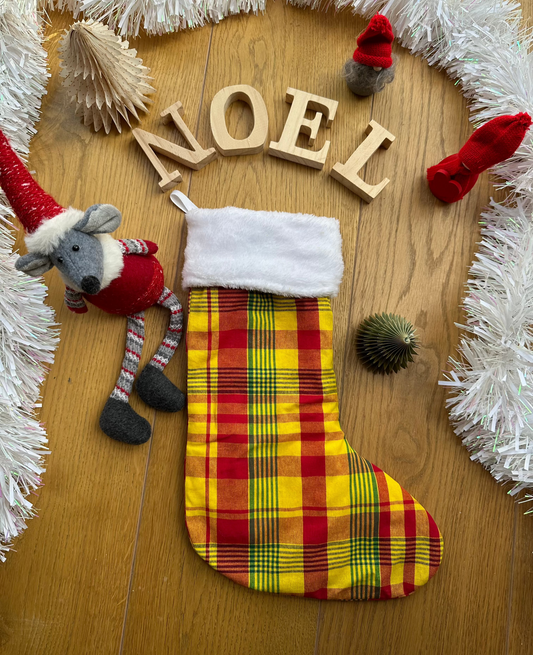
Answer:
72, 245, 80, 252
57, 256, 64, 264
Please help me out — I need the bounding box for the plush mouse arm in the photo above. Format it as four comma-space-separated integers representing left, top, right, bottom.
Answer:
117, 239, 158, 255
64, 286, 88, 314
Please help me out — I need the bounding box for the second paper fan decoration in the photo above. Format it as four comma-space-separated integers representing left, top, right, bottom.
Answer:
58, 20, 155, 134
356, 313, 419, 375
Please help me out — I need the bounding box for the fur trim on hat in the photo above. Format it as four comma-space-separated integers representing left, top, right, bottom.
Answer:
25, 207, 84, 255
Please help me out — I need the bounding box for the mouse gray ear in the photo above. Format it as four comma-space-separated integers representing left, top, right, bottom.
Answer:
15, 252, 53, 276
75, 204, 122, 235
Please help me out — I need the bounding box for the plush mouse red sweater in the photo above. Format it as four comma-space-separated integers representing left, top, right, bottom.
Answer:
64, 238, 164, 315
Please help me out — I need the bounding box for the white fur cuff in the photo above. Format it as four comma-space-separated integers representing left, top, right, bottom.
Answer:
182, 206, 344, 297
25, 207, 84, 255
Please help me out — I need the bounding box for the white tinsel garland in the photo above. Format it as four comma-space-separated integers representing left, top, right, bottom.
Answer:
441, 200, 533, 495
0, 0, 59, 558
48, 0, 266, 36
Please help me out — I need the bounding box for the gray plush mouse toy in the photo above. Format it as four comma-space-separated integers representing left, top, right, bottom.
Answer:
0, 129, 185, 446
344, 14, 396, 97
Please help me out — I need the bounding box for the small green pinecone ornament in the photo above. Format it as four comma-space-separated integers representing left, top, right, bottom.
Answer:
356, 313, 419, 374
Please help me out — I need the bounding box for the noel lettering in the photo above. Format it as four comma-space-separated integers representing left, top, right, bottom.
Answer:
133, 85, 396, 204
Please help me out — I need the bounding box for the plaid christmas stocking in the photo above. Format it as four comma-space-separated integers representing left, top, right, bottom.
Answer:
175, 192, 443, 601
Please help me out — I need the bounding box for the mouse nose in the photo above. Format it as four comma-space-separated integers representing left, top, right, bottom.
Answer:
81, 276, 101, 295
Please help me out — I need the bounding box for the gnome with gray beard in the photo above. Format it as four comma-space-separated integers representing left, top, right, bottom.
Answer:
344, 14, 396, 97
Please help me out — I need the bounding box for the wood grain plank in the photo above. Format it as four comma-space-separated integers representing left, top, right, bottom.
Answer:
121, 5, 372, 654
315, 32, 516, 655
507, 502, 533, 655
0, 14, 211, 655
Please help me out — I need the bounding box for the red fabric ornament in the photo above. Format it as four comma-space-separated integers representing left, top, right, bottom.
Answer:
427, 112, 532, 203
353, 14, 394, 69
0, 131, 64, 233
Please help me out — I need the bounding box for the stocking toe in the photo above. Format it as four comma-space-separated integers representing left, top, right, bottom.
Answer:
370, 464, 443, 599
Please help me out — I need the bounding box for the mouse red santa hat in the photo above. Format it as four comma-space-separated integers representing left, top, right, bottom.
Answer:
0, 130, 83, 254
353, 14, 394, 69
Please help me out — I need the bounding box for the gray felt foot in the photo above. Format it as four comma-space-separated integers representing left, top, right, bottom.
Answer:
99, 397, 152, 445
136, 364, 186, 413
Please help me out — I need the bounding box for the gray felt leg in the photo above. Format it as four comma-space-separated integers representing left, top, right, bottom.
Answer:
136, 288, 186, 412
99, 312, 152, 445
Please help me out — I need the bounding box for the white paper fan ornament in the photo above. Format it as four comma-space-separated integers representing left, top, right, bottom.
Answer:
58, 20, 155, 134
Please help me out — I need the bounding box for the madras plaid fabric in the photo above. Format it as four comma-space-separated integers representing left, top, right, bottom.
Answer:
185, 288, 443, 600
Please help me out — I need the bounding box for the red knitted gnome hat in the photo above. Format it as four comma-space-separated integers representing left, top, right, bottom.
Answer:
0, 130, 83, 253
353, 14, 394, 69
427, 112, 532, 202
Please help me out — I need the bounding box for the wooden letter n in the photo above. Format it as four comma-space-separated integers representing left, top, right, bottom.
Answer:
133, 102, 216, 192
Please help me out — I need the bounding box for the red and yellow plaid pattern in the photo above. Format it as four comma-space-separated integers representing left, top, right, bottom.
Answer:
185, 288, 443, 600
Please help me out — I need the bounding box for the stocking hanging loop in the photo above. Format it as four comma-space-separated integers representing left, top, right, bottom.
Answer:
170, 190, 198, 214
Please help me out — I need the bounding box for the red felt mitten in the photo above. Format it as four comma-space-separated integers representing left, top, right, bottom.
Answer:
68, 304, 88, 314
143, 240, 159, 255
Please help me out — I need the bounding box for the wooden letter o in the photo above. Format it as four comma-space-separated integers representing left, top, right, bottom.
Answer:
210, 84, 269, 156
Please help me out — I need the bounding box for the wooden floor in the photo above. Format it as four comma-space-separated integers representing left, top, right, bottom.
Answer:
1, 4, 532, 654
